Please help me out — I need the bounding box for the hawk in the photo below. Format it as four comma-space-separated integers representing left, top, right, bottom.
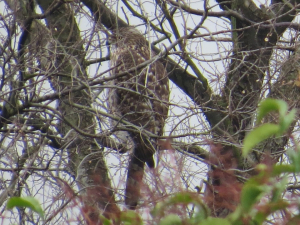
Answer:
108, 27, 169, 209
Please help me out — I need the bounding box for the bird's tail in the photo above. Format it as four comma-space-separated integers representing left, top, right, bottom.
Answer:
125, 155, 145, 209
125, 154, 154, 209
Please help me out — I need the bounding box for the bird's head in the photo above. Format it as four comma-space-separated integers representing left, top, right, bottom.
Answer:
109, 27, 148, 48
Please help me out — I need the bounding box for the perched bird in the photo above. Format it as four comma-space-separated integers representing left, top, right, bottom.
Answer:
108, 27, 169, 209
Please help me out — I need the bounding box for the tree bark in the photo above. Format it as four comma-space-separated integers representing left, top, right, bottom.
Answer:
35, 0, 120, 223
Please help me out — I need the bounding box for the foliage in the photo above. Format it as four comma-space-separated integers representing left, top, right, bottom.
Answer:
243, 99, 296, 156
146, 98, 300, 224
6, 197, 44, 220
4, 97, 300, 225
2, 0, 300, 224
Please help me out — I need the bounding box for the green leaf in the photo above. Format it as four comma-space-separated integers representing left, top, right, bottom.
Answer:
256, 99, 288, 124
191, 207, 208, 223
152, 192, 208, 219
6, 197, 44, 219
272, 164, 295, 176
287, 148, 300, 172
227, 206, 243, 224
271, 177, 288, 202
200, 217, 231, 225
100, 215, 112, 225
243, 123, 279, 156
151, 202, 164, 217
241, 184, 263, 212
253, 200, 289, 224
159, 214, 182, 225
278, 109, 296, 134
168, 192, 193, 204
253, 211, 267, 224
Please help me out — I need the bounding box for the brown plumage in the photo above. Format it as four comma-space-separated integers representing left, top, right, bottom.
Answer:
109, 27, 169, 209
